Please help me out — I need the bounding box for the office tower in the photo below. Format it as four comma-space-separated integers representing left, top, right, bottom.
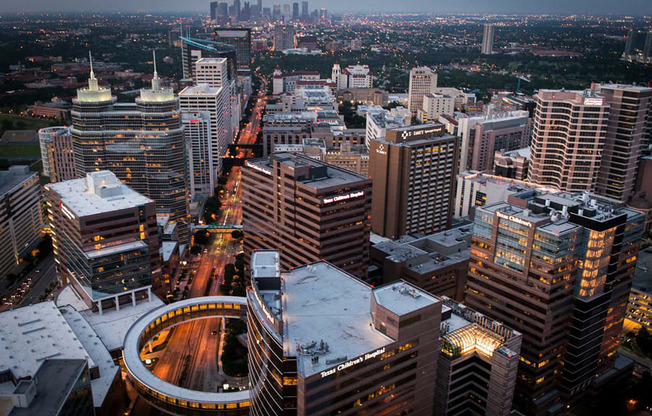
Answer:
319, 7, 327, 21
179, 83, 231, 177
369, 124, 459, 239
371, 226, 472, 300
301, 0, 308, 18
242, 153, 372, 278
0, 166, 42, 281
248, 250, 441, 416
45, 171, 161, 309
273, 24, 295, 50
595, 84, 652, 202
465, 190, 644, 414
331, 63, 372, 90
292, 2, 299, 19
232, 0, 241, 19
624, 28, 635, 57
240, 1, 251, 21
282, 3, 291, 17
419, 92, 455, 122
272, 4, 281, 19
183, 112, 214, 199
408, 66, 438, 115
528, 89, 610, 193
180, 36, 237, 81
435, 297, 522, 416
256, 0, 262, 16
194, 56, 229, 86
645, 31, 652, 61
217, 1, 229, 22
213, 28, 252, 71
458, 110, 531, 173
210, 1, 218, 19
38, 126, 76, 182
71, 61, 189, 243
482, 23, 494, 54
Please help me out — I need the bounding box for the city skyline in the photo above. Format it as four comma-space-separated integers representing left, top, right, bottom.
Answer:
1, 0, 651, 15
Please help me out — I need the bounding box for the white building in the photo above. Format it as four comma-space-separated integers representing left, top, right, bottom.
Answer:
332, 64, 373, 90
183, 112, 214, 199
418, 93, 455, 122
195, 57, 228, 87
365, 107, 410, 148
179, 84, 230, 176
408, 66, 438, 115
482, 24, 494, 55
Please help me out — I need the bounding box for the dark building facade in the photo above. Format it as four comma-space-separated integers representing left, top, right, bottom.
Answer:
213, 28, 252, 72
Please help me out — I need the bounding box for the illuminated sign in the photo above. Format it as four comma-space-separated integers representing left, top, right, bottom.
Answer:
399, 126, 444, 140
322, 190, 364, 205
583, 97, 603, 106
245, 160, 272, 176
375, 143, 387, 155
496, 211, 532, 228
320, 347, 386, 378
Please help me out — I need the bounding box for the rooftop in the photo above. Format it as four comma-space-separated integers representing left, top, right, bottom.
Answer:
179, 84, 223, 96
46, 171, 152, 218
282, 262, 392, 377
373, 281, 440, 316
0, 166, 36, 197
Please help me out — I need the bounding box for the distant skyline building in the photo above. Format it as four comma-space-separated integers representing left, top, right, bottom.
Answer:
408, 66, 438, 115
292, 1, 299, 19
273, 24, 296, 51
45, 171, 161, 310
482, 23, 494, 54
0, 166, 42, 282
210, 1, 218, 19
465, 190, 644, 414
242, 153, 372, 278
369, 124, 459, 239
38, 126, 77, 182
71, 61, 189, 243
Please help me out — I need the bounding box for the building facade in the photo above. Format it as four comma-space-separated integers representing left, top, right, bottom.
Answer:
0, 166, 42, 281
369, 124, 459, 239
183, 112, 214, 199
408, 66, 438, 115
38, 126, 77, 182
465, 190, 644, 414
493, 148, 529, 181
213, 28, 252, 71
247, 250, 441, 416
482, 24, 494, 54
242, 153, 372, 278
274, 25, 296, 51
331, 64, 373, 90
45, 171, 161, 310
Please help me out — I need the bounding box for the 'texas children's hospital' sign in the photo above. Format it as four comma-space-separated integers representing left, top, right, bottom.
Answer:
320, 347, 386, 378
496, 211, 532, 228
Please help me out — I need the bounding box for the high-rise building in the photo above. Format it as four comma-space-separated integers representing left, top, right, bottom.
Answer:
273, 24, 295, 51
369, 124, 459, 239
194, 56, 229, 87
71, 61, 189, 243
482, 23, 494, 54
435, 296, 522, 416
272, 4, 281, 20
242, 153, 372, 278
183, 112, 214, 199
292, 2, 299, 19
465, 190, 645, 414
217, 1, 229, 22
331, 64, 373, 90
179, 83, 231, 177
595, 84, 652, 202
528, 89, 610, 193
180, 36, 237, 81
38, 126, 77, 182
418, 92, 455, 122
282, 3, 291, 17
210, 1, 218, 19
408, 66, 438, 115
45, 171, 161, 310
301, 0, 308, 18
213, 28, 252, 71
248, 250, 442, 416
458, 110, 531, 173
0, 166, 42, 281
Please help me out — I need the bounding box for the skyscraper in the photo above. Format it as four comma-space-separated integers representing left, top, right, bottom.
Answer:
210, 1, 218, 19
71, 56, 189, 243
38, 126, 77, 182
482, 23, 494, 54
45, 171, 161, 309
301, 0, 308, 18
465, 190, 644, 414
213, 28, 252, 71
242, 153, 372, 278
292, 2, 299, 19
273, 24, 295, 51
369, 124, 459, 239
528, 89, 610, 193
182, 112, 214, 199
180, 35, 237, 81
407, 66, 438, 115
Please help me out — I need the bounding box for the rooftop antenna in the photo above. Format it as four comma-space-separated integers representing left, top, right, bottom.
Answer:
151, 50, 161, 90
88, 51, 98, 91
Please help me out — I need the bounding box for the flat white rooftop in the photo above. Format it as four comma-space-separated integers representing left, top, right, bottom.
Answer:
47, 171, 152, 218
282, 262, 393, 377
251, 250, 280, 279
373, 281, 439, 316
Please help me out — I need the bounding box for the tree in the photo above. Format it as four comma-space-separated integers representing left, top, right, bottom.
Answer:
190, 245, 202, 255
231, 230, 243, 239
194, 231, 210, 245
217, 176, 228, 186
203, 196, 222, 224
234, 253, 245, 272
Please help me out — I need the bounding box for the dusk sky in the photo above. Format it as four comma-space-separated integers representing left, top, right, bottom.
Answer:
2, 0, 651, 15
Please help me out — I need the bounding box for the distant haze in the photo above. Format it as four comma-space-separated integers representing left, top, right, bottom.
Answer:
1, 0, 651, 15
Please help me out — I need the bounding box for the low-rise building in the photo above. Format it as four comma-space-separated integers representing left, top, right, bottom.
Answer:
493, 147, 529, 180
